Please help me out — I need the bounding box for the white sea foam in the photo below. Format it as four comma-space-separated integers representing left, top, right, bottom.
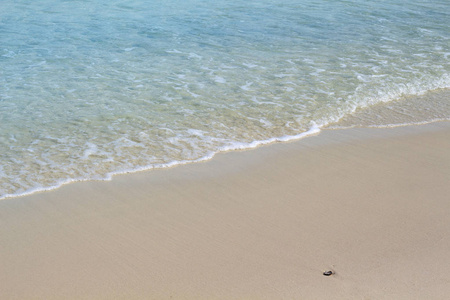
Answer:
0, 124, 321, 201
243, 63, 258, 68
82, 143, 98, 160
240, 82, 253, 90
363, 118, 450, 129
166, 49, 182, 54
214, 76, 226, 83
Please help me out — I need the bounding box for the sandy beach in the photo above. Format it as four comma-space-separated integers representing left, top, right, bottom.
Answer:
1, 121, 449, 299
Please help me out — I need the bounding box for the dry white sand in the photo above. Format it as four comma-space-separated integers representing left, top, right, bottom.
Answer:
1, 122, 449, 299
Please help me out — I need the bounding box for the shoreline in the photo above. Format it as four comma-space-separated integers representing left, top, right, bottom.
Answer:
2, 117, 448, 203
0, 125, 323, 202
1, 121, 450, 299
2, 88, 449, 202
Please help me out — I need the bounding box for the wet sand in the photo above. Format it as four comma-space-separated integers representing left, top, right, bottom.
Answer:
1, 122, 449, 299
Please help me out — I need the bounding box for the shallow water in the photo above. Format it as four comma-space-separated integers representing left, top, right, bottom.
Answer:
1, 0, 449, 199
326, 88, 450, 129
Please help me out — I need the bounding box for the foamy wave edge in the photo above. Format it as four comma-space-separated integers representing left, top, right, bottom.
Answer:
2, 76, 449, 201
0, 124, 322, 201
328, 118, 450, 130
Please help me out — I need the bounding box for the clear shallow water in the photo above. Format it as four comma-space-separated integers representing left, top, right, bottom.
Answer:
1, 0, 449, 199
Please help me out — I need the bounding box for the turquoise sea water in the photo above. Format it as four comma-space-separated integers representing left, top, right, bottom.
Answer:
1, 0, 449, 199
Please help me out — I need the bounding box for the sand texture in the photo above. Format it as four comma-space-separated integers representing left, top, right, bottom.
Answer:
1, 122, 450, 299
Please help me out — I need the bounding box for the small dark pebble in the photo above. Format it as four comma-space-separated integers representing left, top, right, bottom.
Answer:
323, 271, 333, 276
